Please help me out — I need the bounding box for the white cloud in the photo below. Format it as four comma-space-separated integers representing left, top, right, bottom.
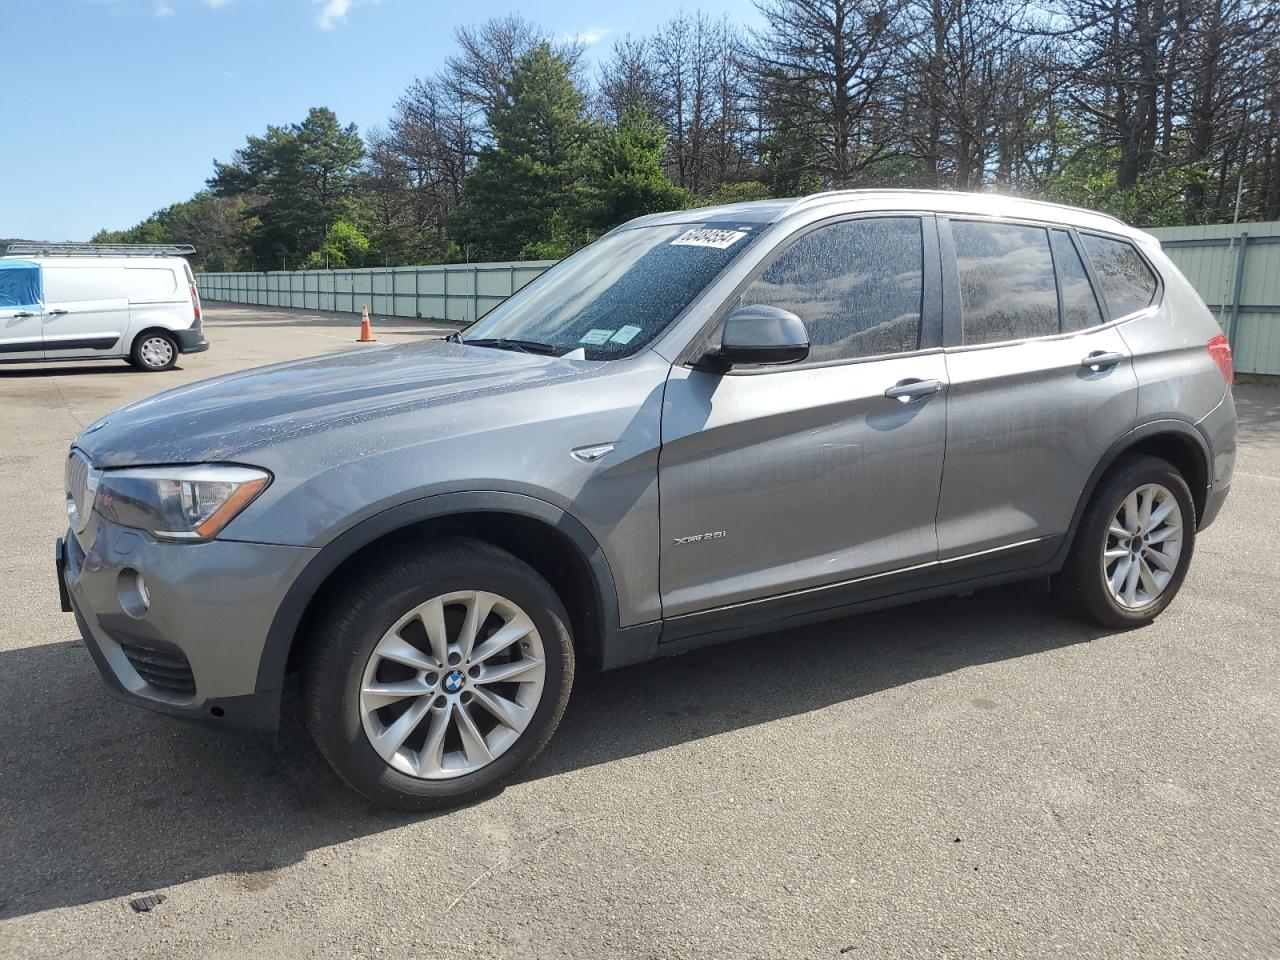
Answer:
206, 0, 231, 7
564, 26, 612, 45
154, 1, 174, 14
315, 0, 353, 30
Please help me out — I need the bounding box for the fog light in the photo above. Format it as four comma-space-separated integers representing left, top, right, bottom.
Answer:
117, 568, 151, 618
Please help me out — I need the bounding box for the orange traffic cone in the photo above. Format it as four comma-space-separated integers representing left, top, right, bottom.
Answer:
357, 304, 376, 342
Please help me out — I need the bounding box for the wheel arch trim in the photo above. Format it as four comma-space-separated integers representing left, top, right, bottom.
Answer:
1061, 417, 1212, 561
253, 491, 621, 694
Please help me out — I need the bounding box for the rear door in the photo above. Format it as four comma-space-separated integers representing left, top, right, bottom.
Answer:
935, 218, 1139, 559
659, 215, 949, 617
42, 263, 130, 360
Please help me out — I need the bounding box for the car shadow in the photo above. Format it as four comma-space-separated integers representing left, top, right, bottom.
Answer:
0, 584, 1101, 920
0, 363, 142, 377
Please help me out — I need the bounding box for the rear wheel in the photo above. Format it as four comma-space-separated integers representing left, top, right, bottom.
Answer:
302, 538, 574, 811
1055, 454, 1196, 628
130, 331, 178, 371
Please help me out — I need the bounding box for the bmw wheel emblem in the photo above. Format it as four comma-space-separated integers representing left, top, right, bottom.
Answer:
443, 670, 465, 693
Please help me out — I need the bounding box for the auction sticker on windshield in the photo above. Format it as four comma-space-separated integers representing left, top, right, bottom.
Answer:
671, 228, 748, 249
579, 329, 614, 345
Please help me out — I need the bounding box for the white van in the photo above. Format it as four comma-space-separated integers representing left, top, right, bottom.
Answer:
0, 243, 208, 371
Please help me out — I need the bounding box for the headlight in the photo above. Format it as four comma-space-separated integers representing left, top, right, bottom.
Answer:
94, 465, 271, 541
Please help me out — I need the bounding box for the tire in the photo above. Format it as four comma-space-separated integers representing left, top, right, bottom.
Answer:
1055, 454, 1196, 628
130, 330, 179, 371
302, 537, 574, 811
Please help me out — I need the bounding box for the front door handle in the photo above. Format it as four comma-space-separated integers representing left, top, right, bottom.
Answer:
46, 309, 68, 316
884, 378, 944, 402
1082, 351, 1125, 371
14, 311, 36, 318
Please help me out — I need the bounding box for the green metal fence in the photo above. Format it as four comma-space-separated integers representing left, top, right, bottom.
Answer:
196, 221, 1280, 375
1148, 222, 1280, 376
195, 261, 554, 326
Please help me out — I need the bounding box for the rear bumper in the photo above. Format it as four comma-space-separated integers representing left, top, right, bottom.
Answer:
1200, 478, 1231, 529
175, 328, 209, 354
1196, 389, 1237, 530
58, 522, 315, 733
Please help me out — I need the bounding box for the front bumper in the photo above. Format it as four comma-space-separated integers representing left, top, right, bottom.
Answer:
58, 520, 315, 732
174, 328, 209, 354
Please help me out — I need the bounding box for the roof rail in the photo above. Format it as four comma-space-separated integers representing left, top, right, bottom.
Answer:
783, 188, 1132, 227
3, 242, 196, 258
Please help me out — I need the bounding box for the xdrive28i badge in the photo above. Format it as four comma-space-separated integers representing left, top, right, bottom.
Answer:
673, 531, 727, 546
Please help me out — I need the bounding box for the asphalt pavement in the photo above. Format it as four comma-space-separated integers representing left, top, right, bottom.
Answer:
0, 303, 1276, 959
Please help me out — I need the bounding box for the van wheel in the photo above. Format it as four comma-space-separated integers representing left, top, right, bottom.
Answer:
1055, 454, 1196, 628
302, 537, 574, 811
130, 331, 178, 371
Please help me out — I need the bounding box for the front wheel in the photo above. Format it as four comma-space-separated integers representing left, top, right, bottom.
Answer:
1055, 454, 1196, 628
303, 538, 574, 811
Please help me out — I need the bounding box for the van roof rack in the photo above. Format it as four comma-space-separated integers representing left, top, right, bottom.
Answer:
2, 242, 196, 258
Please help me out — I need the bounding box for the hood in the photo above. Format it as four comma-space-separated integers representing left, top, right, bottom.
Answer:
75, 340, 595, 467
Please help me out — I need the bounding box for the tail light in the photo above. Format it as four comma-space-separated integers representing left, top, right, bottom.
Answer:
189, 283, 202, 325
1207, 333, 1233, 390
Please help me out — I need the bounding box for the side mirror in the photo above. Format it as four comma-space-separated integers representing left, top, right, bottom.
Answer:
710, 305, 809, 368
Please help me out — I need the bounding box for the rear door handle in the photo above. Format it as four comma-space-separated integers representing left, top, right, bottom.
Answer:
46, 309, 68, 316
1082, 351, 1125, 370
884, 378, 944, 402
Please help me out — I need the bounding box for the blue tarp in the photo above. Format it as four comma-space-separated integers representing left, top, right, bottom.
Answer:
0, 260, 43, 311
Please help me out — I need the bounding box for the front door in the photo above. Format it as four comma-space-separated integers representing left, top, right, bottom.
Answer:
0, 306, 45, 360
658, 215, 948, 618
41, 264, 130, 360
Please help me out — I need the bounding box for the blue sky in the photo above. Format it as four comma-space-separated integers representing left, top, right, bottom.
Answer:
1, 0, 759, 241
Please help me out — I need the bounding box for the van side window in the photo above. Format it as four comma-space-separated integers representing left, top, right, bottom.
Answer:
738, 217, 923, 363
952, 221, 1057, 345
127, 268, 179, 300
1080, 234, 1157, 320
1050, 230, 1104, 332
43, 268, 127, 302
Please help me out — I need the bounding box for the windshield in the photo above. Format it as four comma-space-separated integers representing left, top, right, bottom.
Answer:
461, 223, 761, 359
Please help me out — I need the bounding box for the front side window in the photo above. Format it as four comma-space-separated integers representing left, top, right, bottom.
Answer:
1080, 233, 1157, 320
736, 217, 924, 364
953, 221, 1058, 346
461, 223, 761, 359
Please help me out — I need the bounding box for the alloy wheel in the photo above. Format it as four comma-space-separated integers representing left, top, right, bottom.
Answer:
358, 590, 546, 779
1102, 482, 1184, 609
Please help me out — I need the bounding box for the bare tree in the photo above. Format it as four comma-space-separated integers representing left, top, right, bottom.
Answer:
599, 34, 664, 122
749, 0, 913, 186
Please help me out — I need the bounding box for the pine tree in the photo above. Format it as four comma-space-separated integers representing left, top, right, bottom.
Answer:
452, 45, 593, 260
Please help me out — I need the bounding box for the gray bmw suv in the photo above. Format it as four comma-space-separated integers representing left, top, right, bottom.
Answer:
57, 191, 1236, 810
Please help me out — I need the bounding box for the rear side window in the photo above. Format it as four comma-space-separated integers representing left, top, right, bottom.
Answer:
952, 221, 1058, 345
43, 267, 127, 303
1050, 230, 1104, 332
1080, 234, 1157, 319
126, 268, 179, 300
739, 217, 924, 363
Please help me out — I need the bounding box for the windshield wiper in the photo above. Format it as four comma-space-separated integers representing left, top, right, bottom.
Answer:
462, 337, 558, 355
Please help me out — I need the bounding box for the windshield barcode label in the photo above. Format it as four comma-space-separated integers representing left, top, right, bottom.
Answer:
671, 229, 748, 249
